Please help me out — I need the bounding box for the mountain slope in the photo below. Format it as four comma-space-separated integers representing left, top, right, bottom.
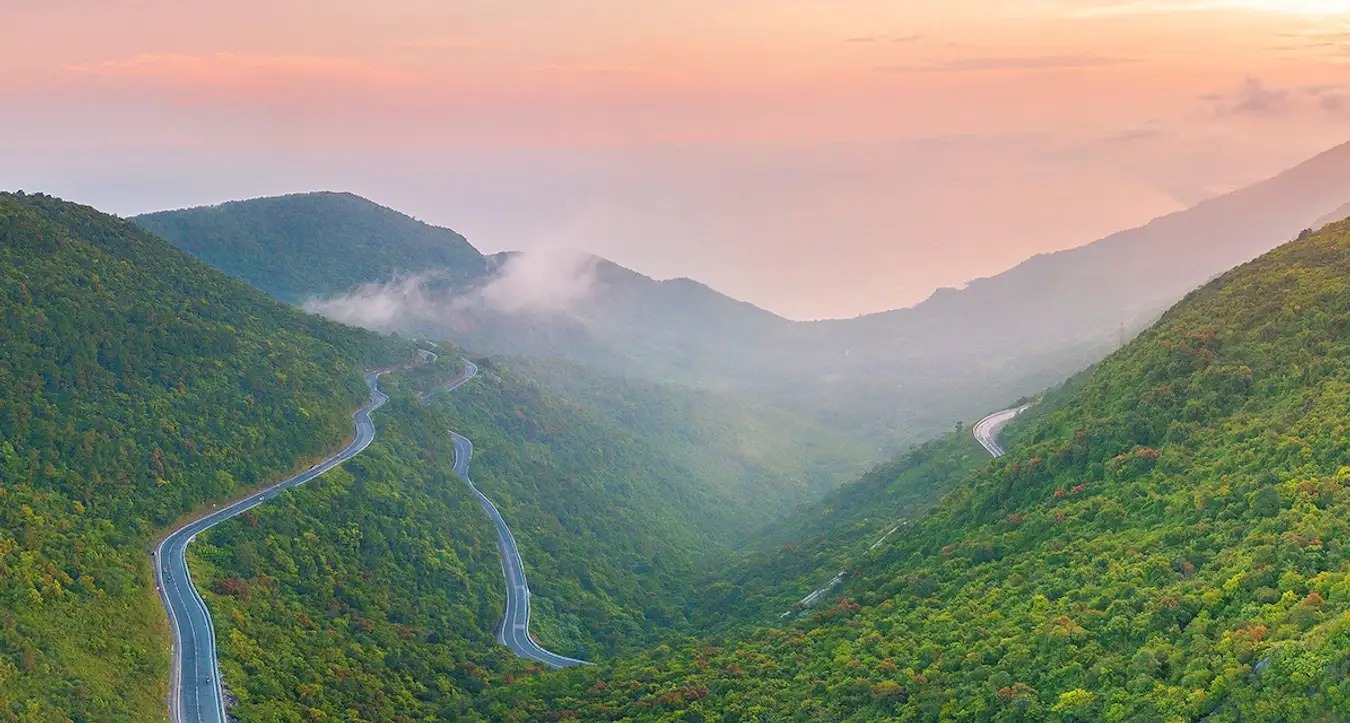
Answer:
1, 192, 839, 718
484, 218, 1350, 721
794, 140, 1350, 441
177, 348, 868, 717
451, 253, 804, 387
186, 376, 515, 720
0, 192, 411, 718
133, 142, 1350, 451
502, 356, 871, 518
135, 191, 485, 303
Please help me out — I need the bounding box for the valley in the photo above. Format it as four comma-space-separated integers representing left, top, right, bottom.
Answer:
136, 141, 1350, 452
3, 140, 1348, 723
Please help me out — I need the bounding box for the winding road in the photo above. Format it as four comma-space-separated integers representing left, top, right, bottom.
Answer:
972, 404, 1029, 458
156, 370, 392, 723
155, 358, 475, 723
446, 429, 590, 668
157, 357, 579, 721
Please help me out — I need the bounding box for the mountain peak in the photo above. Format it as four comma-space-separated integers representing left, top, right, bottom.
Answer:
134, 192, 485, 302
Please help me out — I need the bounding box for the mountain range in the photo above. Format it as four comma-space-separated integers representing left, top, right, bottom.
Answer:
477, 202, 1350, 723
136, 141, 1350, 448
0, 192, 859, 717
4, 140, 1349, 720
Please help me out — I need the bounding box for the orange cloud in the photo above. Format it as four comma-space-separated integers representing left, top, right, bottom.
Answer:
64, 53, 418, 90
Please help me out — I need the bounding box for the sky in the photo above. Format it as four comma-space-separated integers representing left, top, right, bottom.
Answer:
4, 1, 1350, 319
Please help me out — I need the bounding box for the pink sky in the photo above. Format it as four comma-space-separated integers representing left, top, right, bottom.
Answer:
4, 1, 1350, 318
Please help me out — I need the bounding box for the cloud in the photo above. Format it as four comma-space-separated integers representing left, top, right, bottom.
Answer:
300, 247, 601, 333
301, 272, 443, 332
845, 33, 925, 44
1066, 0, 1350, 17
64, 53, 417, 90
1101, 126, 1164, 143
1221, 76, 1292, 116
1201, 76, 1350, 118
477, 247, 600, 314
877, 54, 1136, 73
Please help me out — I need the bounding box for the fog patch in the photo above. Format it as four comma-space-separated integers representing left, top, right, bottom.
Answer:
480, 246, 599, 314
301, 247, 600, 332
302, 272, 441, 331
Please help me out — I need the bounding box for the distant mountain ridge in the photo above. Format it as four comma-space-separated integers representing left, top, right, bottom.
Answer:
136, 191, 485, 303
479, 184, 1350, 723
1315, 199, 1350, 228
133, 140, 1350, 447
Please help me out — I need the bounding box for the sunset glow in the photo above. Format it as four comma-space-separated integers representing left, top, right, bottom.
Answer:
4, 1, 1350, 317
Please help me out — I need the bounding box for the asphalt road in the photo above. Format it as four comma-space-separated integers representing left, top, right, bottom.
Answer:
421, 357, 587, 667
445, 429, 590, 668
156, 370, 393, 723
972, 404, 1030, 457
156, 357, 576, 721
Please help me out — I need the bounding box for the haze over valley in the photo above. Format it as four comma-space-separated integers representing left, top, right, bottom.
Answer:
2, 3, 1349, 721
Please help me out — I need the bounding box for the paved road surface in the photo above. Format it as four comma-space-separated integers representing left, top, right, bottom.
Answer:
156, 371, 395, 723
972, 405, 1030, 457
157, 357, 579, 721
157, 360, 479, 722
444, 429, 590, 668
421, 358, 588, 667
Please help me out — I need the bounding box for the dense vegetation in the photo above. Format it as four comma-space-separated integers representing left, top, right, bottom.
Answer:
12, 187, 1348, 721
506, 356, 872, 527
0, 190, 872, 717
0, 192, 407, 718
184, 350, 868, 715
189, 383, 520, 720
135, 192, 485, 303
698, 427, 990, 626
476, 223, 1350, 720
424, 357, 749, 657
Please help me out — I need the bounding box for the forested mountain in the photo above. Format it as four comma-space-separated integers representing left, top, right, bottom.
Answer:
188, 372, 518, 720
482, 218, 1350, 720
696, 426, 992, 627
0, 192, 411, 718
0, 192, 876, 717
419, 355, 843, 655
135, 191, 485, 303
179, 348, 869, 717
501, 356, 871, 518
134, 141, 1350, 450
807, 140, 1350, 433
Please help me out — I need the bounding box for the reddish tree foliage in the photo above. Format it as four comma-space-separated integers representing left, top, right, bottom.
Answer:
212, 576, 250, 600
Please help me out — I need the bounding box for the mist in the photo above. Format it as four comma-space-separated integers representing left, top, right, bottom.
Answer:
301, 246, 601, 333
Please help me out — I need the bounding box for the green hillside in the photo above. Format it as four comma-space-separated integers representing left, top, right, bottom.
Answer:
480, 222, 1350, 720
187, 383, 513, 720
0, 192, 409, 718
0, 191, 877, 718
697, 426, 991, 626
422, 356, 771, 656
135, 192, 485, 302
504, 356, 872, 526
181, 350, 864, 716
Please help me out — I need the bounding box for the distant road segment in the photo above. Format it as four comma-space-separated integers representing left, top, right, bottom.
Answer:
445, 429, 590, 668
422, 359, 588, 667
972, 404, 1029, 458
